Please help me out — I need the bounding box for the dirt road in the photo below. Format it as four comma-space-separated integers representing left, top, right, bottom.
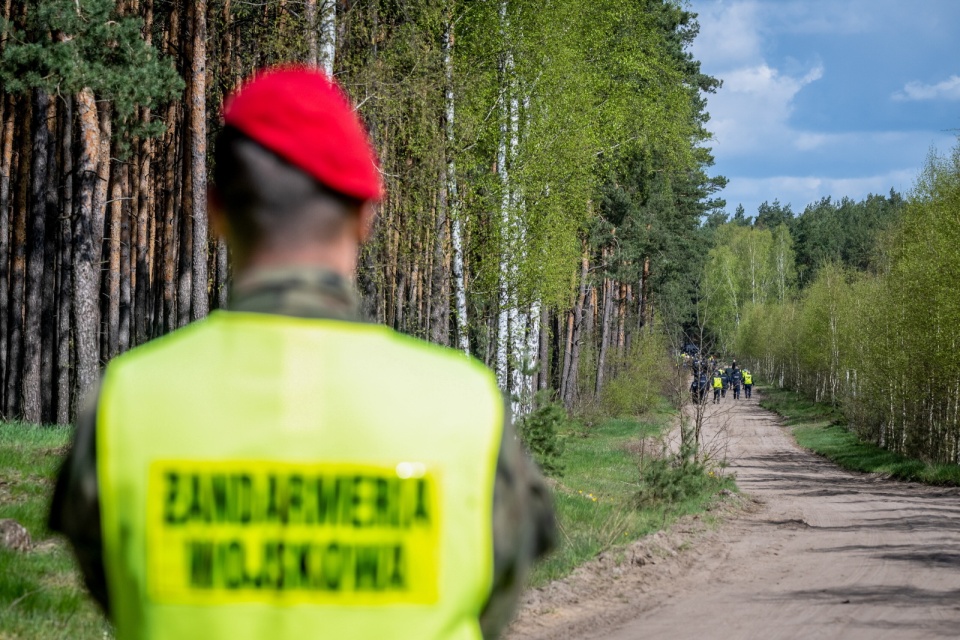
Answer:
508, 394, 960, 639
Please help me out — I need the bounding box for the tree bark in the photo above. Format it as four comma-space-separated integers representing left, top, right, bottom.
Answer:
444, 15, 469, 355
595, 277, 614, 397
119, 162, 132, 351
562, 250, 589, 408
321, 0, 336, 75
40, 95, 58, 421
190, 0, 209, 321
0, 95, 15, 406
6, 96, 31, 417
56, 96, 73, 424
135, 109, 153, 345
107, 155, 121, 358
305, 0, 318, 66
538, 304, 549, 392
73, 88, 104, 403
430, 179, 450, 346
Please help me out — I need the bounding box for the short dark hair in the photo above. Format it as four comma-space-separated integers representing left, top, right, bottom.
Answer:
212, 126, 364, 254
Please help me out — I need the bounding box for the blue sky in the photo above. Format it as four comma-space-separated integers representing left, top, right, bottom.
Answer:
689, 0, 960, 218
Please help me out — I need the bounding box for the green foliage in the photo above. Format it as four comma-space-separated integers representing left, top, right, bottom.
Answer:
517, 393, 568, 477
702, 224, 796, 350
0, 0, 183, 139
635, 441, 722, 508
728, 138, 960, 465
601, 329, 671, 418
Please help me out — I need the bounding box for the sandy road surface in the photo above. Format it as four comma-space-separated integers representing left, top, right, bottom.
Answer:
508, 394, 960, 640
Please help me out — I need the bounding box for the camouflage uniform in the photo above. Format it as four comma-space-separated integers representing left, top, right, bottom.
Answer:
50, 267, 556, 639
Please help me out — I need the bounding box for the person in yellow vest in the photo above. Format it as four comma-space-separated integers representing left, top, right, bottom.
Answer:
743, 369, 754, 399
711, 370, 723, 404
48, 66, 555, 640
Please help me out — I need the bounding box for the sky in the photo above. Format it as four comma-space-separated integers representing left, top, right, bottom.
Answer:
688, 0, 960, 218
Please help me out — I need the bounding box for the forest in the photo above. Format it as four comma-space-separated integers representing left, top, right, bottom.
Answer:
703, 143, 960, 465
0, 0, 725, 425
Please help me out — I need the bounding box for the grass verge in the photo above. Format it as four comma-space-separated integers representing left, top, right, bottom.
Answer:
759, 386, 960, 486
0, 423, 111, 640
530, 403, 733, 586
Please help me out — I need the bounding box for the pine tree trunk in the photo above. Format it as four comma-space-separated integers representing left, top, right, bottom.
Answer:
0, 95, 15, 406
616, 281, 626, 351
22, 89, 50, 422
162, 103, 179, 332
561, 250, 588, 408
595, 277, 613, 396
72, 88, 104, 403
6, 96, 31, 417
40, 96, 58, 421
190, 0, 209, 321
216, 237, 228, 309
56, 96, 73, 424
135, 110, 152, 345
430, 178, 450, 346
94, 108, 112, 365
119, 162, 132, 351
107, 155, 121, 358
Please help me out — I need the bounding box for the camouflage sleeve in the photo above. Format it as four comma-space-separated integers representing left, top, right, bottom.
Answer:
48, 383, 110, 616
480, 401, 557, 639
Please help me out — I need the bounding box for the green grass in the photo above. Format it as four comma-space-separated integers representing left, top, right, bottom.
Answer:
0, 410, 732, 635
759, 386, 960, 486
530, 404, 733, 586
0, 423, 112, 640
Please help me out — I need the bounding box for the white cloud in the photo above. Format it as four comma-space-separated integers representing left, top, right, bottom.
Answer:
691, 0, 826, 158
725, 169, 917, 214
893, 75, 960, 101
690, 1, 763, 67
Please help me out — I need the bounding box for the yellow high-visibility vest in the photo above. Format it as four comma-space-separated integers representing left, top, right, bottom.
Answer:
743, 372, 753, 385
97, 311, 503, 640
712, 376, 723, 389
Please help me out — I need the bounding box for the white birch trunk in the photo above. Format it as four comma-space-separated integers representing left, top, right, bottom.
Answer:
445, 17, 469, 355
495, 0, 511, 392
321, 0, 336, 76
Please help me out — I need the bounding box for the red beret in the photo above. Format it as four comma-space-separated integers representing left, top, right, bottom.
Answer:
223, 66, 383, 202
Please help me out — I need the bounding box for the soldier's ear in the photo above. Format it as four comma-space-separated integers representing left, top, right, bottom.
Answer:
208, 187, 228, 240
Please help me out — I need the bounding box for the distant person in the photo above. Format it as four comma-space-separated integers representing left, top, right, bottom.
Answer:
691, 370, 708, 404
732, 366, 743, 400
721, 367, 730, 398
743, 369, 754, 399
48, 66, 555, 640
712, 370, 723, 404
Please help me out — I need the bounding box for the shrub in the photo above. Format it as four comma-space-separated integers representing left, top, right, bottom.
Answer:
600, 330, 670, 418
634, 442, 716, 507
516, 393, 569, 477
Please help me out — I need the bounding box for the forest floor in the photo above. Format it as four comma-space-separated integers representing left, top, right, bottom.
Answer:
506, 389, 960, 640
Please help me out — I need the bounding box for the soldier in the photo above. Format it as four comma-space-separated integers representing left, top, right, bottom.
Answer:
49, 66, 555, 640
743, 368, 754, 399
